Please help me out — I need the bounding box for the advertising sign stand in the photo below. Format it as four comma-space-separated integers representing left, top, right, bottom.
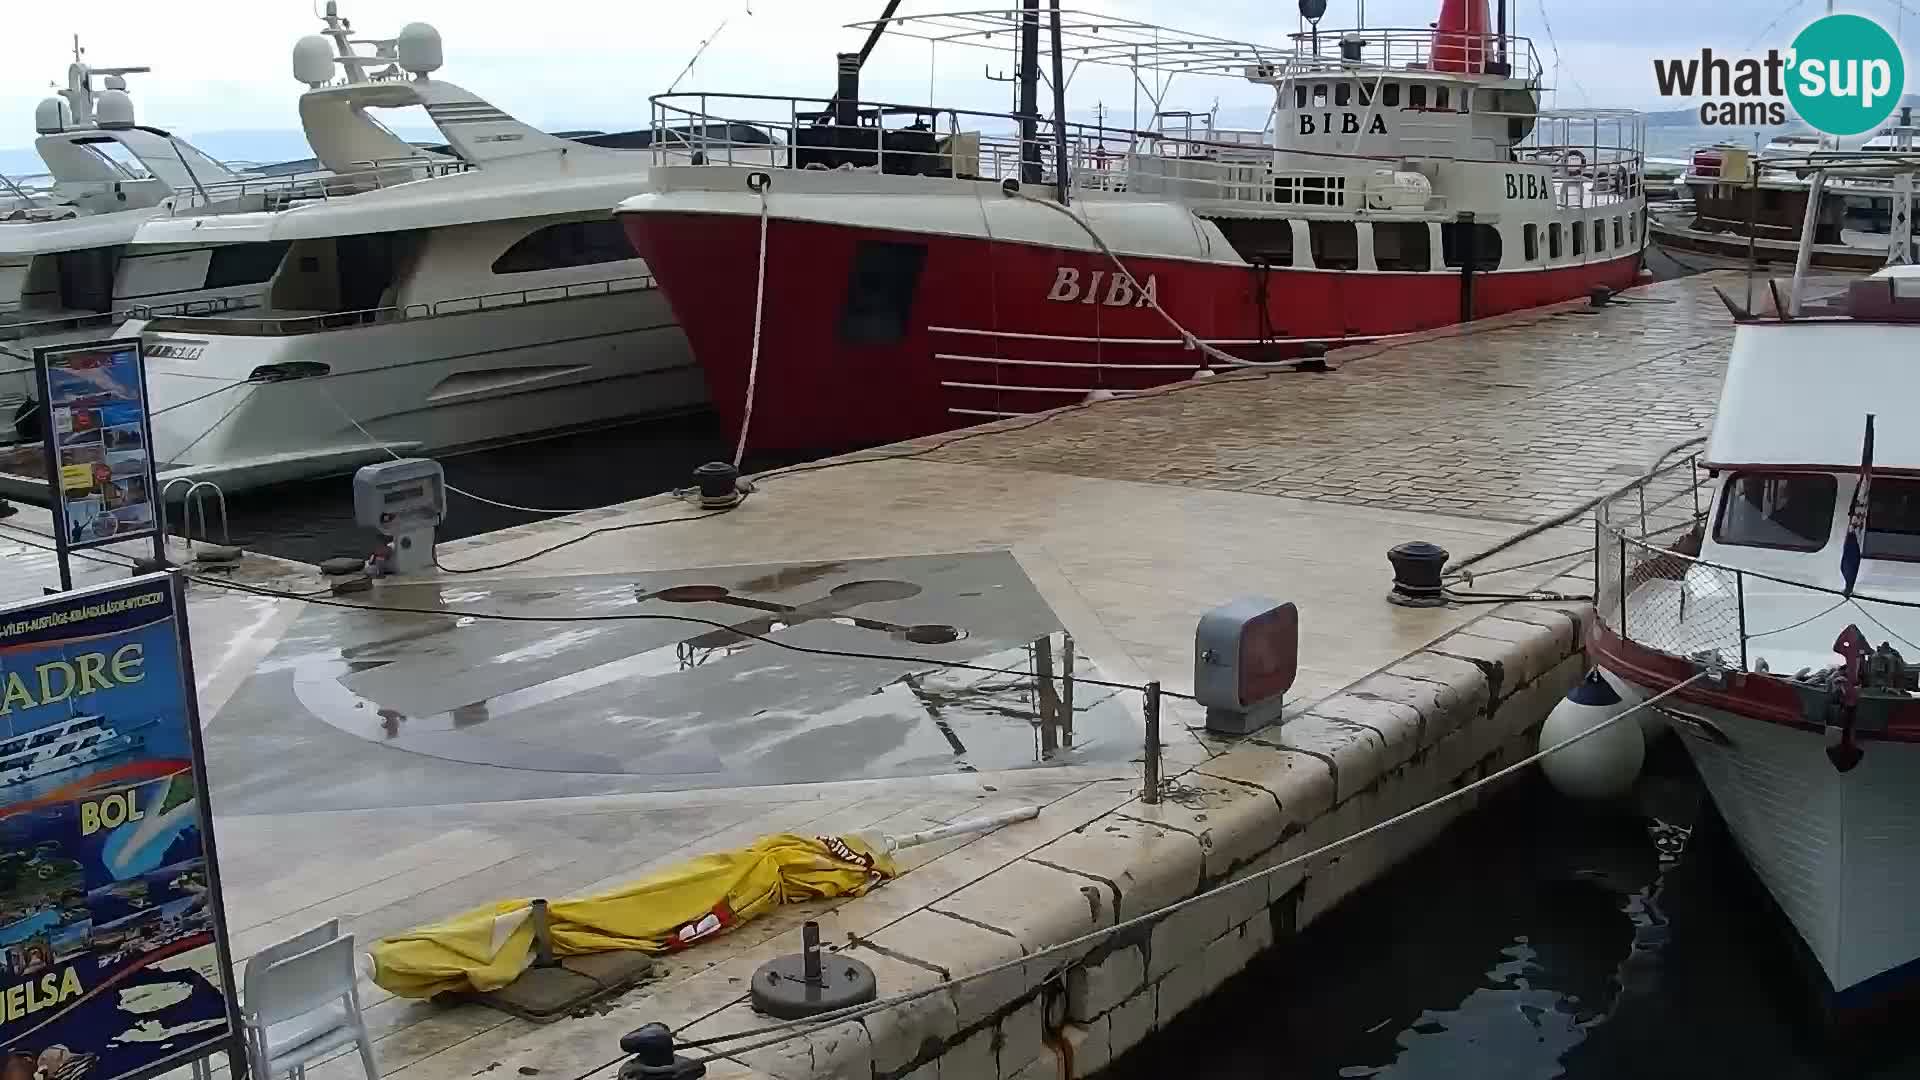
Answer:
0, 570, 247, 1080
33, 339, 167, 594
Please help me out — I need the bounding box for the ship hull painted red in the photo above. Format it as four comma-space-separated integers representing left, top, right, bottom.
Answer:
623, 211, 1645, 452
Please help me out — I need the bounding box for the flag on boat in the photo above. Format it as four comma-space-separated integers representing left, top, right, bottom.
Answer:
1841, 414, 1876, 596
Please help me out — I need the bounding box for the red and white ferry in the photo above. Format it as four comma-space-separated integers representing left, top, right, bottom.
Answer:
616, 1, 1650, 453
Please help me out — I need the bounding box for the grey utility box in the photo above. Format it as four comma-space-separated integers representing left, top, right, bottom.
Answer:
1194, 597, 1299, 736
353, 457, 447, 575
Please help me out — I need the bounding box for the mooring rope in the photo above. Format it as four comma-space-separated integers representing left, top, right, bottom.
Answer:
734, 173, 774, 469
659, 672, 1708, 1068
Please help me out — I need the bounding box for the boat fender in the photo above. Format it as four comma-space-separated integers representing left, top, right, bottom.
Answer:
1540, 669, 1645, 801
1561, 149, 1587, 176
1001, 177, 1021, 198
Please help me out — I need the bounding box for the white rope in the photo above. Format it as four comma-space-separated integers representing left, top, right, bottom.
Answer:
1004, 186, 1305, 371
310, 382, 627, 517
678, 671, 1708, 1064
734, 175, 773, 469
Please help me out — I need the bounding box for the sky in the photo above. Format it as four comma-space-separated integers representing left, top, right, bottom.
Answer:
4, 0, 1920, 161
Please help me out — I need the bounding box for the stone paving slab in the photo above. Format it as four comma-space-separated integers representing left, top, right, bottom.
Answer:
128, 272, 1740, 1080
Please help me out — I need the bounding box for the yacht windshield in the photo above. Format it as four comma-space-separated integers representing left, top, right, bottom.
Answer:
79, 140, 153, 180
1714, 472, 1836, 551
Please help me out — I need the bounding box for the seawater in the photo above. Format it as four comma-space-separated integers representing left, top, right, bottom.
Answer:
1105, 759, 1919, 1080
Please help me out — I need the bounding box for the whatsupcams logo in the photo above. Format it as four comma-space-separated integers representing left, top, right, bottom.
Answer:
1651, 13, 1906, 136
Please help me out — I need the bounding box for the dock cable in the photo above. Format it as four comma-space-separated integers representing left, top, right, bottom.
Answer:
644, 672, 1709, 1069
428, 501, 746, 575
307, 381, 644, 518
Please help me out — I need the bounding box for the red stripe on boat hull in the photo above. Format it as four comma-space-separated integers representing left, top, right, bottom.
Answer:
622, 211, 1646, 452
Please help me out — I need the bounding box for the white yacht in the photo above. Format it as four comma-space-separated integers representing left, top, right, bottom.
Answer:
99, 12, 741, 493
0, 712, 149, 786
0, 47, 348, 429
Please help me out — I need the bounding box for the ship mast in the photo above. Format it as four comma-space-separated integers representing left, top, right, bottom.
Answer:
1018, 0, 1043, 185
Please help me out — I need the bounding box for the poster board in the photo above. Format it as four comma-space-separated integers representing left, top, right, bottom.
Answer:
34, 340, 164, 590
0, 573, 242, 1080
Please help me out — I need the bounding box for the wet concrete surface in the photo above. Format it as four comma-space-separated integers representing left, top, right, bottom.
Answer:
209, 551, 1139, 814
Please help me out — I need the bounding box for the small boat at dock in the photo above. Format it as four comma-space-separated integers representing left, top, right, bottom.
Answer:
1583, 160, 1920, 1018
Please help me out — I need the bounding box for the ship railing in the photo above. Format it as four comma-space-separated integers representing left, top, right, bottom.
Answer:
1282, 26, 1544, 84
648, 92, 1464, 211
1592, 455, 1920, 677
0, 293, 261, 343
140, 274, 654, 337
163, 156, 471, 217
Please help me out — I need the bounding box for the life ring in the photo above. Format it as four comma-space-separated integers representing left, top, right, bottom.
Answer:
1561, 149, 1587, 177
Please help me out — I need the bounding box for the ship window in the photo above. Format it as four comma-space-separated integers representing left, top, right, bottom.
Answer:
492, 219, 638, 275
1548, 222, 1563, 258
1296, 86, 1308, 108
1308, 221, 1359, 270
1212, 218, 1295, 266
1384, 83, 1400, 107
1335, 84, 1353, 107
1572, 221, 1586, 256
1614, 217, 1625, 248
1715, 472, 1836, 552
0, 741, 24, 757
1371, 223, 1431, 271
28, 732, 59, 749
1440, 223, 1502, 270
1524, 224, 1539, 261
838, 240, 927, 345
1358, 83, 1375, 106
1409, 85, 1428, 109
77, 735, 101, 749
1593, 219, 1606, 252
53, 743, 76, 757
205, 241, 292, 290
1864, 478, 1920, 560
1434, 87, 1450, 110
1629, 214, 1639, 241
1312, 85, 1329, 108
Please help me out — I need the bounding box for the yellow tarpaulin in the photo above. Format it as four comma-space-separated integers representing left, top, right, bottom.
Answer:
369, 832, 897, 999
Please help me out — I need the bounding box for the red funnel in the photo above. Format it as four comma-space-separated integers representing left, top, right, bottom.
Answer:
1431, 0, 1491, 74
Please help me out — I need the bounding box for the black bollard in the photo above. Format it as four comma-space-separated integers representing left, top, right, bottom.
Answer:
618, 1023, 706, 1080
1387, 541, 1450, 607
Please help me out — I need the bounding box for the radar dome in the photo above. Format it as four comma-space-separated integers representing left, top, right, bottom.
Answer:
396, 23, 443, 77
293, 34, 336, 87
94, 89, 135, 129
34, 96, 73, 135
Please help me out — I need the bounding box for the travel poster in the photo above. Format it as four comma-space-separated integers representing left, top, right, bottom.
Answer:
35, 342, 158, 550
0, 575, 239, 1080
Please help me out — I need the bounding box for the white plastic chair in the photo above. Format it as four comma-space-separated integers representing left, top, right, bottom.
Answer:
243, 920, 339, 1005
242, 934, 379, 1080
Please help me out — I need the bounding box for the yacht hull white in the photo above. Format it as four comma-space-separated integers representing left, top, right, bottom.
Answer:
132, 285, 699, 492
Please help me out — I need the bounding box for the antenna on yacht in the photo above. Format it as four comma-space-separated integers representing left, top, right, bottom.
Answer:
665, 17, 732, 95
320, 1, 370, 84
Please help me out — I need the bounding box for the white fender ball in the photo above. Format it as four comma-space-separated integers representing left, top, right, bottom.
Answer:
1539, 669, 1645, 801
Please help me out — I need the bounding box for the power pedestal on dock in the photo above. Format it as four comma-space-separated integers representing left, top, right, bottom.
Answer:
354, 458, 447, 575
1194, 597, 1299, 735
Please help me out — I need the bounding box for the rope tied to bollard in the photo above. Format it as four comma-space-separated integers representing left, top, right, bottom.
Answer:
629, 672, 1708, 1072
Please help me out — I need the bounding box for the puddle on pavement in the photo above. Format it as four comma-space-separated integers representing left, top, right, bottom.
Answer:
250, 552, 1142, 793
